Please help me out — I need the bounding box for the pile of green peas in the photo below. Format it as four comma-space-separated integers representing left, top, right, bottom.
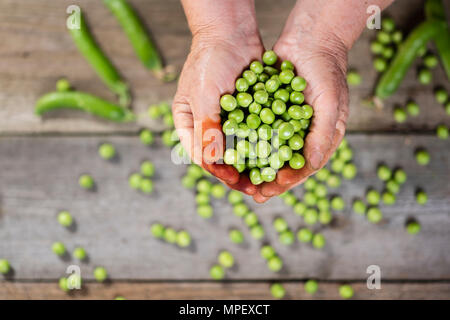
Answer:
220, 50, 313, 185
371, 17, 404, 73
150, 222, 192, 248
210, 250, 235, 280
128, 160, 155, 194
228, 190, 266, 240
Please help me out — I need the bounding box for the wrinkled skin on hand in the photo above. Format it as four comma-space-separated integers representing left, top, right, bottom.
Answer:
172, 35, 264, 195
252, 32, 350, 203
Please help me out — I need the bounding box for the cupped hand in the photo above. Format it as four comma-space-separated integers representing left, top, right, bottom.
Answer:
172, 33, 264, 195
252, 31, 350, 203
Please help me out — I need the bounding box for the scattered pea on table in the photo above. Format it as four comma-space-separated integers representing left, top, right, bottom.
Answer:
270, 283, 286, 299
93, 267, 108, 282
57, 211, 73, 227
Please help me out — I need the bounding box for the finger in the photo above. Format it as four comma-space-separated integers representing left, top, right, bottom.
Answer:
172, 96, 195, 160
253, 191, 270, 203
222, 174, 258, 196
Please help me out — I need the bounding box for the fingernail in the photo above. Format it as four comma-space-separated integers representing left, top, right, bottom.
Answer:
310, 151, 323, 170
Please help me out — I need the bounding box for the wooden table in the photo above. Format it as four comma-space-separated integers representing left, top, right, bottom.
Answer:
0, 0, 449, 299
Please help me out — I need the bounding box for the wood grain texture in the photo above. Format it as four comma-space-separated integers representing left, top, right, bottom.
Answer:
0, 134, 449, 281
0, 0, 449, 134
1, 281, 449, 300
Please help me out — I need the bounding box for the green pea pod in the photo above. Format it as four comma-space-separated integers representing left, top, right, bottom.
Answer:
425, 0, 450, 80
375, 19, 446, 99
103, 0, 166, 79
35, 91, 135, 122
69, 10, 130, 107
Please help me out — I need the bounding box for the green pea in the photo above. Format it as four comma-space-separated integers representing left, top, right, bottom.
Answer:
260, 245, 276, 260
392, 30, 403, 44
338, 147, 353, 162
289, 153, 305, 169
373, 58, 387, 72
289, 91, 305, 105
246, 114, 262, 129
274, 89, 290, 103
56, 78, 71, 92
415, 149, 430, 165
393, 169, 407, 184
314, 184, 328, 198
278, 122, 295, 140
304, 191, 317, 206
317, 198, 330, 212
140, 129, 154, 145
281, 60, 294, 71
382, 46, 395, 59
79, 174, 94, 189
195, 193, 210, 205
148, 104, 161, 119
297, 228, 313, 243
258, 72, 269, 82
271, 99, 286, 115
278, 145, 293, 161
243, 70, 257, 85
267, 256, 283, 272
436, 124, 449, 139
282, 192, 297, 206
256, 140, 272, 158
435, 89, 448, 104
263, 50, 277, 65
273, 217, 288, 233
279, 230, 295, 245
233, 203, 249, 217
250, 61, 264, 74
304, 280, 318, 294
352, 200, 366, 215
228, 190, 243, 204
382, 191, 396, 205
279, 69, 295, 84
229, 229, 244, 244
197, 204, 213, 218
264, 79, 278, 93
381, 17, 395, 32
257, 124, 273, 141
248, 129, 258, 143
406, 221, 421, 235
250, 224, 265, 239
158, 102, 171, 115
299, 119, 310, 130
245, 212, 259, 227
140, 179, 153, 194
293, 202, 307, 216
151, 223, 165, 238
220, 94, 237, 112
370, 41, 384, 54
218, 251, 235, 268
366, 190, 380, 205
289, 120, 302, 133
424, 54, 438, 68
254, 90, 269, 104
386, 179, 400, 194
270, 283, 286, 299
406, 101, 420, 116
129, 173, 142, 189
73, 247, 87, 260
269, 152, 284, 170
312, 233, 326, 249
291, 76, 307, 91
367, 207, 383, 223
445, 102, 450, 115
236, 92, 253, 107
210, 265, 225, 280
342, 163, 357, 180
257, 157, 269, 168
0, 259, 11, 274
98, 143, 116, 159
228, 109, 244, 124
393, 107, 407, 123
327, 174, 341, 188
163, 113, 174, 127
304, 208, 318, 225
377, 31, 391, 44
315, 168, 330, 181
210, 184, 226, 199
181, 175, 196, 189
115, 296, 126, 300
248, 102, 262, 115
319, 210, 333, 225
418, 68, 432, 85
331, 196, 345, 211
331, 158, 345, 173
52, 242, 66, 256
253, 82, 266, 92
347, 71, 361, 86
416, 190, 428, 205
261, 167, 276, 182
140, 161, 155, 177
196, 179, 212, 194
56, 210, 73, 227
162, 129, 177, 147
339, 285, 354, 299
223, 149, 239, 165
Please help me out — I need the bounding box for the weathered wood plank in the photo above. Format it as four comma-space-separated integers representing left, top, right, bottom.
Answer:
0, 0, 449, 134
1, 281, 449, 300
0, 134, 449, 280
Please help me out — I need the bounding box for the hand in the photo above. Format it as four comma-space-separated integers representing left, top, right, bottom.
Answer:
172, 32, 264, 195
252, 22, 350, 203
